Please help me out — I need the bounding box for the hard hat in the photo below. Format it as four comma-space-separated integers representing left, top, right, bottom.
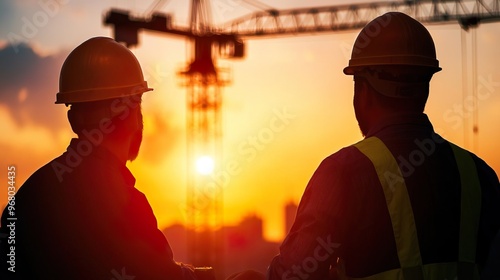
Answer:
344, 12, 441, 75
56, 37, 153, 104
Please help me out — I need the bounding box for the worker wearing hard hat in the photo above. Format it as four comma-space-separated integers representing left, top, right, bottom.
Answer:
0, 37, 198, 279
267, 12, 500, 280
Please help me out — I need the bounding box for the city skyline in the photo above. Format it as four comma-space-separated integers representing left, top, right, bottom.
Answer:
162, 204, 298, 278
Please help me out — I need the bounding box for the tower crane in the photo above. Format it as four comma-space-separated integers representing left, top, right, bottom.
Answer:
103, 0, 500, 272
104, 0, 243, 273
223, 0, 500, 35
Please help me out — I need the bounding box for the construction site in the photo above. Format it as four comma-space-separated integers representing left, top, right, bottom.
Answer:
0, 0, 499, 279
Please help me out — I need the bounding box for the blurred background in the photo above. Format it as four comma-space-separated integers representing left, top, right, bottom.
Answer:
1, 0, 499, 277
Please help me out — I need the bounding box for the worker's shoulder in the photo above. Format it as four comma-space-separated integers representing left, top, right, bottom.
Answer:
449, 142, 498, 181
8, 157, 63, 216
469, 149, 499, 184
19, 157, 61, 190
319, 143, 371, 171
17, 148, 115, 195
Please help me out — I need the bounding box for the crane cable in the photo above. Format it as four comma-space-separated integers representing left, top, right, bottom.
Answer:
461, 28, 469, 149
461, 26, 479, 152
145, 0, 171, 17
241, 0, 275, 12
472, 27, 479, 152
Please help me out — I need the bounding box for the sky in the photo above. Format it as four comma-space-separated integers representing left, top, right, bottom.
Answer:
1, 0, 500, 242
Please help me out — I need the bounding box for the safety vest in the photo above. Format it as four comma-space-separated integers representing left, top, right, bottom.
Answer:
338, 137, 481, 280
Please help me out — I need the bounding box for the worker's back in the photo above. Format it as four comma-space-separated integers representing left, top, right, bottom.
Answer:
329, 113, 499, 278
268, 113, 500, 279
266, 12, 500, 280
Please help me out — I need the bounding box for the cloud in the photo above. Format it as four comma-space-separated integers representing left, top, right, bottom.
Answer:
0, 43, 73, 195
0, 42, 69, 132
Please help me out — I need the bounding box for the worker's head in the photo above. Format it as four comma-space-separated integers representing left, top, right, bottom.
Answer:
344, 12, 441, 135
56, 37, 153, 161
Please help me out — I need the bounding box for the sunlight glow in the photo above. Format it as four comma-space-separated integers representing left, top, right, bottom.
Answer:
195, 155, 215, 175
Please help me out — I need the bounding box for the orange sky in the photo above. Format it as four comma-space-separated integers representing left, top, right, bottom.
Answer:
1, 1, 500, 242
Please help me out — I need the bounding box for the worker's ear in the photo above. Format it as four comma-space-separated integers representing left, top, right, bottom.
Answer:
126, 104, 143, 132
361, 78, 379, 108
67, 108, 84, 135
354, 77, 372, 108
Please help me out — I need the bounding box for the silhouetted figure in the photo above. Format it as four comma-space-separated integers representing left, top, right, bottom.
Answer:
267, 12, 500, 279
0, 37, 198, 279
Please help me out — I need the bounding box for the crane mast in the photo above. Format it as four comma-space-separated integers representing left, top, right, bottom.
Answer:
181, 0, 228, 274
178, 0, 229, 273
105, 1, 241, 275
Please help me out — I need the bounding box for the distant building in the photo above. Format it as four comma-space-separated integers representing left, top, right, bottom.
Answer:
163, 202, 302, 278
163, 214, 279, 279
222, 214, 278, 277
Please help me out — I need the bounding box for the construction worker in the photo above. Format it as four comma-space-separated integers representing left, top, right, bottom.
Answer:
267, 12, 500, 280
0, 37, 198, 279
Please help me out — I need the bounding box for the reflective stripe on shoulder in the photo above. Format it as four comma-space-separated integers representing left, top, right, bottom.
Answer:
345, 137, 481, 280
354, 137, 422, 273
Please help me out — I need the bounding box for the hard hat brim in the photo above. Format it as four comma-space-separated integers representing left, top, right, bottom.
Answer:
343, 55, 442, 75
56, 81, 153, 104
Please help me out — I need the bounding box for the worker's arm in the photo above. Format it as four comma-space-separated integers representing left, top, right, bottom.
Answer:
101, 188, 197, 280
267, 153, 349, 280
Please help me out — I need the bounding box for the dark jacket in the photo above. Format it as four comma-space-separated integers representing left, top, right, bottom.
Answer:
1, 139, 186, 279
268, 114, 500, 279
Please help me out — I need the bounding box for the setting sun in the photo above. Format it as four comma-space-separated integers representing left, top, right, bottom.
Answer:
196, 155, 215, 175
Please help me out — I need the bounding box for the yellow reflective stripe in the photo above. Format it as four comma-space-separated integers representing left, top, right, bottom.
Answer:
354, 137, 422, 269
450, 144, 481, 277
345, 139, 481, 280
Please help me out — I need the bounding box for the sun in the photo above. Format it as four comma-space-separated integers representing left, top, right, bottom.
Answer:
195, 155, 215, 175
